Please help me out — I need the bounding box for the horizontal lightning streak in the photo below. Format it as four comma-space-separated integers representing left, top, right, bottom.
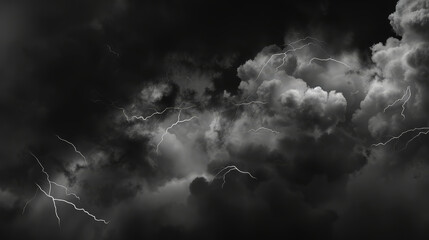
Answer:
234, 101, 267, 106
248, 127, 280, 134
287, 36, 325, 47
214, 165, 256, 188
372, 127, 429, 149
309, 57, 351, 69
118, 106, 192, 122
231, 101, 267, 122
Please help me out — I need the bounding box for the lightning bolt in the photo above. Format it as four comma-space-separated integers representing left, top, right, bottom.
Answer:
214, 165, 257, 188
234, 101, 267, 107
24, 152, 108, 226
117, 105, 191, 122
56, 135, 88, 165
309, 57, 351, 69
22, 188, 38, 215
31, 152, 52, 195
249, 37, 345, 101
230, 101, 267, 123
106, 44, 119, 57
403, 129, 429, 150
371, 127, 429, 150
256, 42, 317, 81
383, 86, 411, 119
156, 108, 198, 153
50, 181, 80, 200
248, 127, 280, 134
35, 184, 109, 225
287, 36, 326, 47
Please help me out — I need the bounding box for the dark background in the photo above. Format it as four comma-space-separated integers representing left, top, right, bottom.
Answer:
0, 0, 414, 240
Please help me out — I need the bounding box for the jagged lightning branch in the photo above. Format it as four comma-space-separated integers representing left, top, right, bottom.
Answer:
35, 184, 109, 225
106, 44, 119, 57
371, 127, 429, 150
214, 165, 257, 188
51, 182, 80, 200
249, 37, 348, 101
234, 101, 267, 107
117, 105, 192, 122
257, 36, 331, 81
24, 152, 108, 226
156, 108, 198, 153
31, 152, 52, 195
230, 101, 268, 123
256, 42, 317, 81
402, 129, 429, 150
22, 188, 37, 215
248, 127, 280, 134
383, 86, 411, 119
309, 57, 351, 69
56, 135, 88, 165
287, 36, 326, 47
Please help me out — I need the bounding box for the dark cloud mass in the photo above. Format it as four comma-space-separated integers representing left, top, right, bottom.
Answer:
2, 0, 429, 239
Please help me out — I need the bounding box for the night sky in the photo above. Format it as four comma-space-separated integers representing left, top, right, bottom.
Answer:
2, 0, 429, 239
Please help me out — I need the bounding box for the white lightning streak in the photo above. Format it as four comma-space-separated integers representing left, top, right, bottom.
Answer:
403, 129, 429, 150
234, 101, 267, 106
22, 189, 37, 215
56, 135, 88, 165
214, 165, 257, 188
35, 183, 61, 225
36, 184, 109, 225
156, 108, 198, 153
30, 152, 52, 194
118, 106, 192, 122
287, 36, 325, 47
25, 153, 108, 226
309, 57, 351, 69
256, 42, 316, 81
231, 101, 267, 122
248, 127, 280, 134
383, 86, 411, 119
51, 182, 80, 200
249, 37, 343, 101
371, 127, 429, 149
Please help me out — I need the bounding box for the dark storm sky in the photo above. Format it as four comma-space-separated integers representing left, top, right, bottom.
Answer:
2, 0, 429, 239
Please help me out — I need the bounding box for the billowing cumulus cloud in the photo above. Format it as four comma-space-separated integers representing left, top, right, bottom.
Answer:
389, 0, 429, 40
279, 86, 347, 135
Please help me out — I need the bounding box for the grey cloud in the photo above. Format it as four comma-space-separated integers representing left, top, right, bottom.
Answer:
389, 0, 429, 40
